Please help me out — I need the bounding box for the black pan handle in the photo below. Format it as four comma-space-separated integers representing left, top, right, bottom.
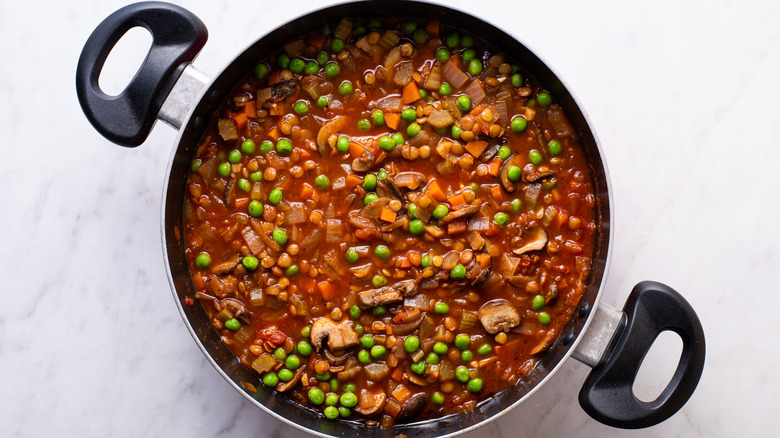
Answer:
76, 2, 207, 147
579, 281, 705, 428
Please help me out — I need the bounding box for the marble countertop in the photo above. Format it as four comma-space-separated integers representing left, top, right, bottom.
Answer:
2, 0, 777, 436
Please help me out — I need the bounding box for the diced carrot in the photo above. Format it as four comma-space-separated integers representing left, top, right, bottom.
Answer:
385, 112, 401, 130
231, 113, 248, 130
301, 277, 317, 294
470, 104, 484, 116
391, 367, 405, 382
425, 179, 447, 202
391, 384, 412, 403
491, 185, 504, 203
552, 188, 561, 201
268, 103, 285, 116
402, 82, 422, 104
476, 253, 491, 268
317, 281, 337, 300
487, 158, 502, 176
267, 126, 280, 142
448, 193, 466, 207
234, 198, 249, 209
447, 220, 467, 235
426, 20, 440, 36
555, 211, 568, 229
349, 141, 366, 159
465, 140, 489, 157
193, 275, 205, 289
243, 101, 256, 118
375, 150, 387, 165
300, 183, 314, 200
345, 174, 363, 188
380, 207, 397, 223
483, 221, 500, 237
398, 255, 412, 268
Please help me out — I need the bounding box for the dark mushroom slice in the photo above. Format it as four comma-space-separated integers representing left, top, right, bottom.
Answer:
310, 317, 360, 352
356, 388, 387, 416
522, 164, 556, 183
352, 149, 376, 172
377, 176, 405, 199
465, 260, 490, 286
211, 254, 240, 275
322, 348, 351, 366
357, 279, 420, 309
396, 392, 426, 423
275, 365, 306, 392
512, 226, 548, 255
441, 204, 481, 223
478, 299, 521, 334
499, 154, 524, 192
271, 79, 297, 102
393, 279, 420, 297
316, 116, 346, 155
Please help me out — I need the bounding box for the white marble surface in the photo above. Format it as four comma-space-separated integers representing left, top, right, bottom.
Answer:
1, 0, 777, 436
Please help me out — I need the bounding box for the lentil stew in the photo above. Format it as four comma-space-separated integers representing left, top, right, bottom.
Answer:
183, 17, 597, 427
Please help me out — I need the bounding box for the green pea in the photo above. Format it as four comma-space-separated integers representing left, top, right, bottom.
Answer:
374, 245, 391, 260
529, 150, 543, 165
377, 169, 388, 179
532, 295, 546, 310
538, 312, 551, 325
436, 47, 450, 63
511, 198, 522, 212
259, 140, 274, 153
315, 372, 332, 381
218, 162, 231, 177
289, 58, 305, 73
372, 109, 385, 126
434, 301, 450, 314
250, 171, 263, 182
338, 80, 353, 95
510, 116, 527, 133
241, 140, 256, 155
537, 91, 552, 106
337, 135, 350, 153
364, 193, 378, 205
477, 343, 491, 355
339, 407, 351, 418
378, 135, 396, 151
304, 61, 319, 75
407, 203, 418, 218
411, 361, 426, 374
432, 392, 445, 405
432, 204, 449, 220
324, 61, 340, 77
372, 275, 387, 288
420, 254, 430, 268
195, 253, 211, 269
439, 83, 452, 95
401, 108, 417, 122
445, 31, 460, 48
273, 347, 287, 361
323, 406, 339, 419
329, 378, 339, 392
262, 371, 278, 387
314, 174, 330, 191
467, 378, 483, 393
325, 392, 339, 406
356, 324, 365, 335
451, 125, 462, 139
511, 73, 524, 88
401, 20, 417, 34
413, 28, 428, 44
372, 305, 386, 316
361, 334, 374, 349
297, 340, 312, 356
285, 355, 300, 369
316, 51, 329, 65
308, 388, 325, 405
228, 149, 242, 164
468, 59, 483, 76
498, 146, 511, 160
457, 95, 471, 111
316, 95, 329, 108
548, 140, 563, 156
494, 212, 510, 226
455, 334, 470, 350
340, 392, 358, 408
274, 53, 290, 69
190, 159, 201, 172
433, 341, 448, 355
242, 256, 259, 271
425, 352, 440, 365
343, 383, 357, 393
461, 34, 474, 47
508, 165, 522, 182
409, 219, 424, 235
331, 37, 345, 52
357, 118, 371, 131
455, 365, 470, 383
345, 247, 359, 263
358, 349, 370, 364
450, 264, 466, 280
407, 122, 422, 137
224, 318, 240, 331
268, 188, 283, 205
461, 350, 473, 362
419, 89, 428, 99
404, 335, 420, 353
293, 101, 309, 115
284, 265, 299, 276
248, 200, 263, 217
301, 325, 311, 338
362, 174, 377, 191
253, 63, 269, 80
276, 138, 293, 155
391, 132, 404, 145
272, 228, 288, 245
462, 48, 476, 62
370, 345, 387, 359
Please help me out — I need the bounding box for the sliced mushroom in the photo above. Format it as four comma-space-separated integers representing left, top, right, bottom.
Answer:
522, 164, 555, 183
271, 79, 297, 102
360, 197, 392, 219
465, 260, 490, 286
377, 176, 404, 199
499, 154, 524, 192
393, 279, 420, 297
211, 254, 240, 275
224, 173, 237, 207
322, 348, 351, 366
442, 204, 481, 223
275, 365, 306, 392
396, 392, 426, 423
364, 362, 390, 381
352, 149, 376, 172
357, 280, 420, 309
356, 389, 387, 416
316, 116, 346, 155
310, 317, 359, 352
391, 308, 423, 336
512, 226, 548, 255
478, 299, 521, 334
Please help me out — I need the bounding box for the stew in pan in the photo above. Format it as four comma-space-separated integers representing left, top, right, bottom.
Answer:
182, 17, 597, 427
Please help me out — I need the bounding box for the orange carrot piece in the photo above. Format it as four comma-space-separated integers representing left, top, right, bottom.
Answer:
447, 220, 467, 235
345, 174, 363, 188
448, 194, 466, 207
349, 141, 366, 159
380, 207, 397, 223
193, 275, 205, 289
391, 384, 412, 403
301, 278, 316, 294
391, 366, 405, 382
402, 82, 422, 104
243, 101, 256, 118
267, 126, 280, 142
465, 140, 489, 157
232, 113, 248, 130
385, 112, 401, 130
398, 255, 413, 268
425, 179, 447, 202
317, 281, 337, 300
300, 183, 314, 200
476, 253, 491, 268
491, 185, 504, 203
234, 198, 249, 209
487, 158, 502, 176
426, 20, 440, 36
